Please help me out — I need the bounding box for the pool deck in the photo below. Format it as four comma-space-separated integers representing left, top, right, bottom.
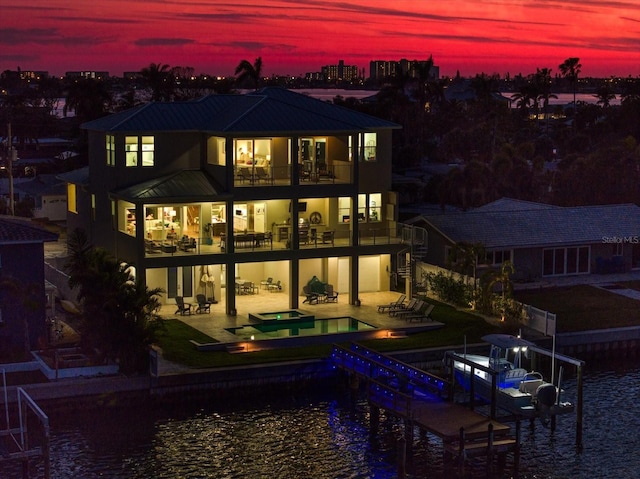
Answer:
159, 291, 442, 347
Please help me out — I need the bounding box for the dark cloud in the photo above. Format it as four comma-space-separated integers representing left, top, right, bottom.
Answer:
134, 38, 196, 47
0, 28, 59, 46
44, 16, 142, 25
0, 27, 111, 47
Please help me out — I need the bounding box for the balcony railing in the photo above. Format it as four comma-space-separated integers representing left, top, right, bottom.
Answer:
143, 226, 416, 258
233, 163, 353, 187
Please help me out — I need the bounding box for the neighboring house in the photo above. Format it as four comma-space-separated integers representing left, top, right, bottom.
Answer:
408, 198, 640, 281
0, 216, 59, 355
14, 174, 68, 221
65, 87, 420, 313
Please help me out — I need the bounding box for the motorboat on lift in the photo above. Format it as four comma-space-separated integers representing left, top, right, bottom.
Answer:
445, 334, 574, 419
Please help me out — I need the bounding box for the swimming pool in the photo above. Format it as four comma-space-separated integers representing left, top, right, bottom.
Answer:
226, 316, 376, 341
248, 310, 315, 323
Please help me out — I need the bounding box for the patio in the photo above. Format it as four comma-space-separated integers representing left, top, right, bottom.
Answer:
158, 290, 441, 346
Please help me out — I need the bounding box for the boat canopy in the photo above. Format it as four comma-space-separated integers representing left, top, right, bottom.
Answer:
481, 334, 535, 349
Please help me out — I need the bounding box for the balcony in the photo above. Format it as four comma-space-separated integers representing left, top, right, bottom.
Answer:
233, 164, 353, 187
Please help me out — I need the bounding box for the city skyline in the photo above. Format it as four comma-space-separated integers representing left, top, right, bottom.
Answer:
2, 0, 640, 79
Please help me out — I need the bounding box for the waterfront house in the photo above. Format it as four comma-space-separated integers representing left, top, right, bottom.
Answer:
0, 217, 58, 355
408, 198, 640, 281
64, 88, 424, 314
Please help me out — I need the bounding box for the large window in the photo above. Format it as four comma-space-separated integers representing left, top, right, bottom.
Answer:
345, 193, 381, 223
141, 136, 154, 166
338, 197, 351, 223
485, 250, 512, 266
125, 136, 138, 166
125, 136, 154, 167
119, 201, 136, 237
349, 132, 377, 162
235, 139, 271, 168
362, 132, 377, 162
543, 246, 589, 276
106, 135, 115, 166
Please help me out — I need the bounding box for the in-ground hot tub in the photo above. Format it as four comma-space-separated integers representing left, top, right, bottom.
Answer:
248, 310, 315, 323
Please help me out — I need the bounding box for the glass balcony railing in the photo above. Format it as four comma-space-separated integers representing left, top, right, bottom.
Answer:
233, 163, 353, 187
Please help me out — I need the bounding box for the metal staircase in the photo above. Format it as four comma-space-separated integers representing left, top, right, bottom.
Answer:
396, 224, 428, 296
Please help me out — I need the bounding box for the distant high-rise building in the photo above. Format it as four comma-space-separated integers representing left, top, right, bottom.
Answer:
65, 71, 109, 80
311, 60, 362, 82
369, 59, 439, 82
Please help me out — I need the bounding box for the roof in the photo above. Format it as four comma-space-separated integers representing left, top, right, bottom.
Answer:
418, 201, 640, 249
473, 198, 562, 212
57, 166, 90, 186
82, 87, 401, 135
0, 216, 59, 244
15, 174, 66, 196
111, 170, 228, 203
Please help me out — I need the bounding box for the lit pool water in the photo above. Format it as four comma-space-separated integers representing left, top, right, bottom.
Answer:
226, 316, 376, 340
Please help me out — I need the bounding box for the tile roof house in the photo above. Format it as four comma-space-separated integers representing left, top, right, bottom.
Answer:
0, 217, 58, 355
63, 87, 421, 314
408, 198, 640, 281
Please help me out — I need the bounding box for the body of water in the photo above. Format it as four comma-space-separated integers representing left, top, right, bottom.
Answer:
6, 357, 640, 478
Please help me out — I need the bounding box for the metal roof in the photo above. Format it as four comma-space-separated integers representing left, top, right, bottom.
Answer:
57, 166, 90, 186
0, 216, 59, 244
420, 202, 640, 249
15, 174, 66, 196
82, 87, 400, 134
111, 170, 228, 203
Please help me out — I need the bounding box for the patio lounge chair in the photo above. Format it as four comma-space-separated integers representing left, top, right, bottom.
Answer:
393, 300, 425, 318
325, 284, 339, 303
175, 296, 192, 315
195, 294, 211, 314
377, 294, 406, 313
405, 303, 435, 322
389, 298, 418, 316
388, 298, 416, 316
302, 285, 319, 304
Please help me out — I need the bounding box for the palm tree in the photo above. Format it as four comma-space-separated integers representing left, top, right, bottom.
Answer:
594, 84, 616, 108
140, 62, 174, 101
234, 57, 263, 89
65, 228, 165, 373
63, 77, 112, 123
559, 57, 582, 112
534, 68, 557, 131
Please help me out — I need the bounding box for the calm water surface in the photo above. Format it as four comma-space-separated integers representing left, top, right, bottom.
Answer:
8, 358, 640, 479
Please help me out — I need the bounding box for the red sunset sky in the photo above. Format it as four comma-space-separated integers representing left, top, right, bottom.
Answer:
2, 0, 640, 78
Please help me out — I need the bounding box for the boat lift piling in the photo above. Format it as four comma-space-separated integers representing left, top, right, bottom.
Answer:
446, 338, 585, 448
1, 370, 50, 479
528, 343, 585, 447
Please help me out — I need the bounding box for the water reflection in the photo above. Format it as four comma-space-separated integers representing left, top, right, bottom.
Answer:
11, 358, 640, 478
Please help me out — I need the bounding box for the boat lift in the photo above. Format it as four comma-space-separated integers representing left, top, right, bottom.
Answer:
444, 338, 585, 448
1, 369, 51, 479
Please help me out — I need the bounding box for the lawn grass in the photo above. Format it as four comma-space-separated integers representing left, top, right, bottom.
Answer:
359, 299, 503, 352
154, 300, 504, 369
514, 284, 640, 332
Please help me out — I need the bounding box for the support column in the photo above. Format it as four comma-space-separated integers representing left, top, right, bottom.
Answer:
290, 259, 299, 310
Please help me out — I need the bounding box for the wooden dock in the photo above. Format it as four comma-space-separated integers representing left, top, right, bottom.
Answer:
331, 343, 520, 474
